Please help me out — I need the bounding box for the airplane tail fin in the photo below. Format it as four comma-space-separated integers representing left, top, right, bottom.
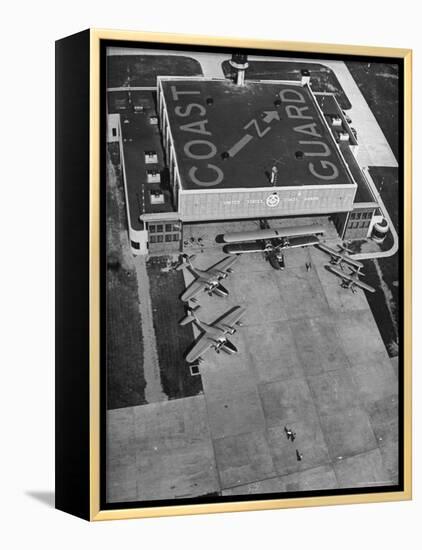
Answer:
175, 254, 196, 271
179, 305, 201, 325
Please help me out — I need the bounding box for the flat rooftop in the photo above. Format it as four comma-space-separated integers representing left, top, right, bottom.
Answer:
117, 91, 176, 228
315, 93, 358, 147
160, 79, 356, 191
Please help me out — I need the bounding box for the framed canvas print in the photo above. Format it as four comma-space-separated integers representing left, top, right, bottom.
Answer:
55, 29, 412, 521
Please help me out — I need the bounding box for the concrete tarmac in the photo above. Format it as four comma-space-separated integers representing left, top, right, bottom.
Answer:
107, 244, 398, 502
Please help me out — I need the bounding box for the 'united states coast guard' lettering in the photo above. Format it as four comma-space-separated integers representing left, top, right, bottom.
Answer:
171, 85, 339, 188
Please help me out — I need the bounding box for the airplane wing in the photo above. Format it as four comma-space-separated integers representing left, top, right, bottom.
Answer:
186, 336, 214, 363
352, 279, 376, 293
317, 243, 342, 257
180, 279, 205, 302
325, 265, 375, 293
223, 224, 325, 243
340, 256, 364, 271
215, 306, 246, 331
325, 264, 347, 278
278, 235, 320, 249
223, 242, 264, 254
318, 243, 363, 270
208, 255, 238, 275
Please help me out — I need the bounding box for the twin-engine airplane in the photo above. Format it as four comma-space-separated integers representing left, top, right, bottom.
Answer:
180, 305, 246, 363
318, 242, 364, 273
222, 224, 324, 270
325, 264, 375, 294
177, 254, 238, 302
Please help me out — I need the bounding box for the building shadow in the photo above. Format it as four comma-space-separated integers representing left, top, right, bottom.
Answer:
25, 491, 55, 508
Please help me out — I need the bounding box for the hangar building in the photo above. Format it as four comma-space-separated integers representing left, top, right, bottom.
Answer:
109, 75, 385, 255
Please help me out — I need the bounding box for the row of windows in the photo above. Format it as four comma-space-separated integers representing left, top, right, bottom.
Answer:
149, 223, 179, 233
350, 211, 372, 220
348, 220, 371, 229
150, 234, 180, 244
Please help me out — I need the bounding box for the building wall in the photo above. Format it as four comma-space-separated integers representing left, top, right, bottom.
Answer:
147, 220, 181, 253
343, 207, 376, 240
128, 229, 149, 255
178, 185, 356, 222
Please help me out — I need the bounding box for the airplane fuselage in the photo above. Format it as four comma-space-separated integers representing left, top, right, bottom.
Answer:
194, 268, 227, 285
194, 318, 229, 337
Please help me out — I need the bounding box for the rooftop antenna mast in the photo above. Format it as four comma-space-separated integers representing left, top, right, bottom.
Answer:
229, 53, 249, 86
270, 165, 279, 186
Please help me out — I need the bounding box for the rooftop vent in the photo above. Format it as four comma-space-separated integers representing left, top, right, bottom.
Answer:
146, 169, 161, 183
338, 131, 350, 142
144, 151, 158, 164
301, 69, 311, 85
150, 190, 165, 205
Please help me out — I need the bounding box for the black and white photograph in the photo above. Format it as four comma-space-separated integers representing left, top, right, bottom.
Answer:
3, 0, 421, 542
104, 43, 403, 507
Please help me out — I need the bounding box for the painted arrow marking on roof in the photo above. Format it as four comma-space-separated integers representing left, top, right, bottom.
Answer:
261, 111, 281, 124
227, 110, 280, 158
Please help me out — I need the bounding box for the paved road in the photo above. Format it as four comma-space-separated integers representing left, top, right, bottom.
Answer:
134, 257, 167, 403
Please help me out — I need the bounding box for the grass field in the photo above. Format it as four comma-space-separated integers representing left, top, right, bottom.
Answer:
369, 167, 399, 236
364, 167, 400, 356
147, 256, 203, 400
346, 62, 399, 159
222, 61, 352, 110
344, 62, 400, 358
362, 258, 399, 356
106, 144, 146, 410
107, 55, 203, 88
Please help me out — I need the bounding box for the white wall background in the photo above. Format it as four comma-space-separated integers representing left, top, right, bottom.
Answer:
0, 0, 419, 547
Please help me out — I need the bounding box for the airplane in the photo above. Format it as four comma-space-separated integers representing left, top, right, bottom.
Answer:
222, 224, 325, 244
222, 224, 324, 270
325, 264, 376, 294
180, 305, 246, 363
223, 238, 306, 270
177, 254, 238, 302
317, 242, 364, 273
